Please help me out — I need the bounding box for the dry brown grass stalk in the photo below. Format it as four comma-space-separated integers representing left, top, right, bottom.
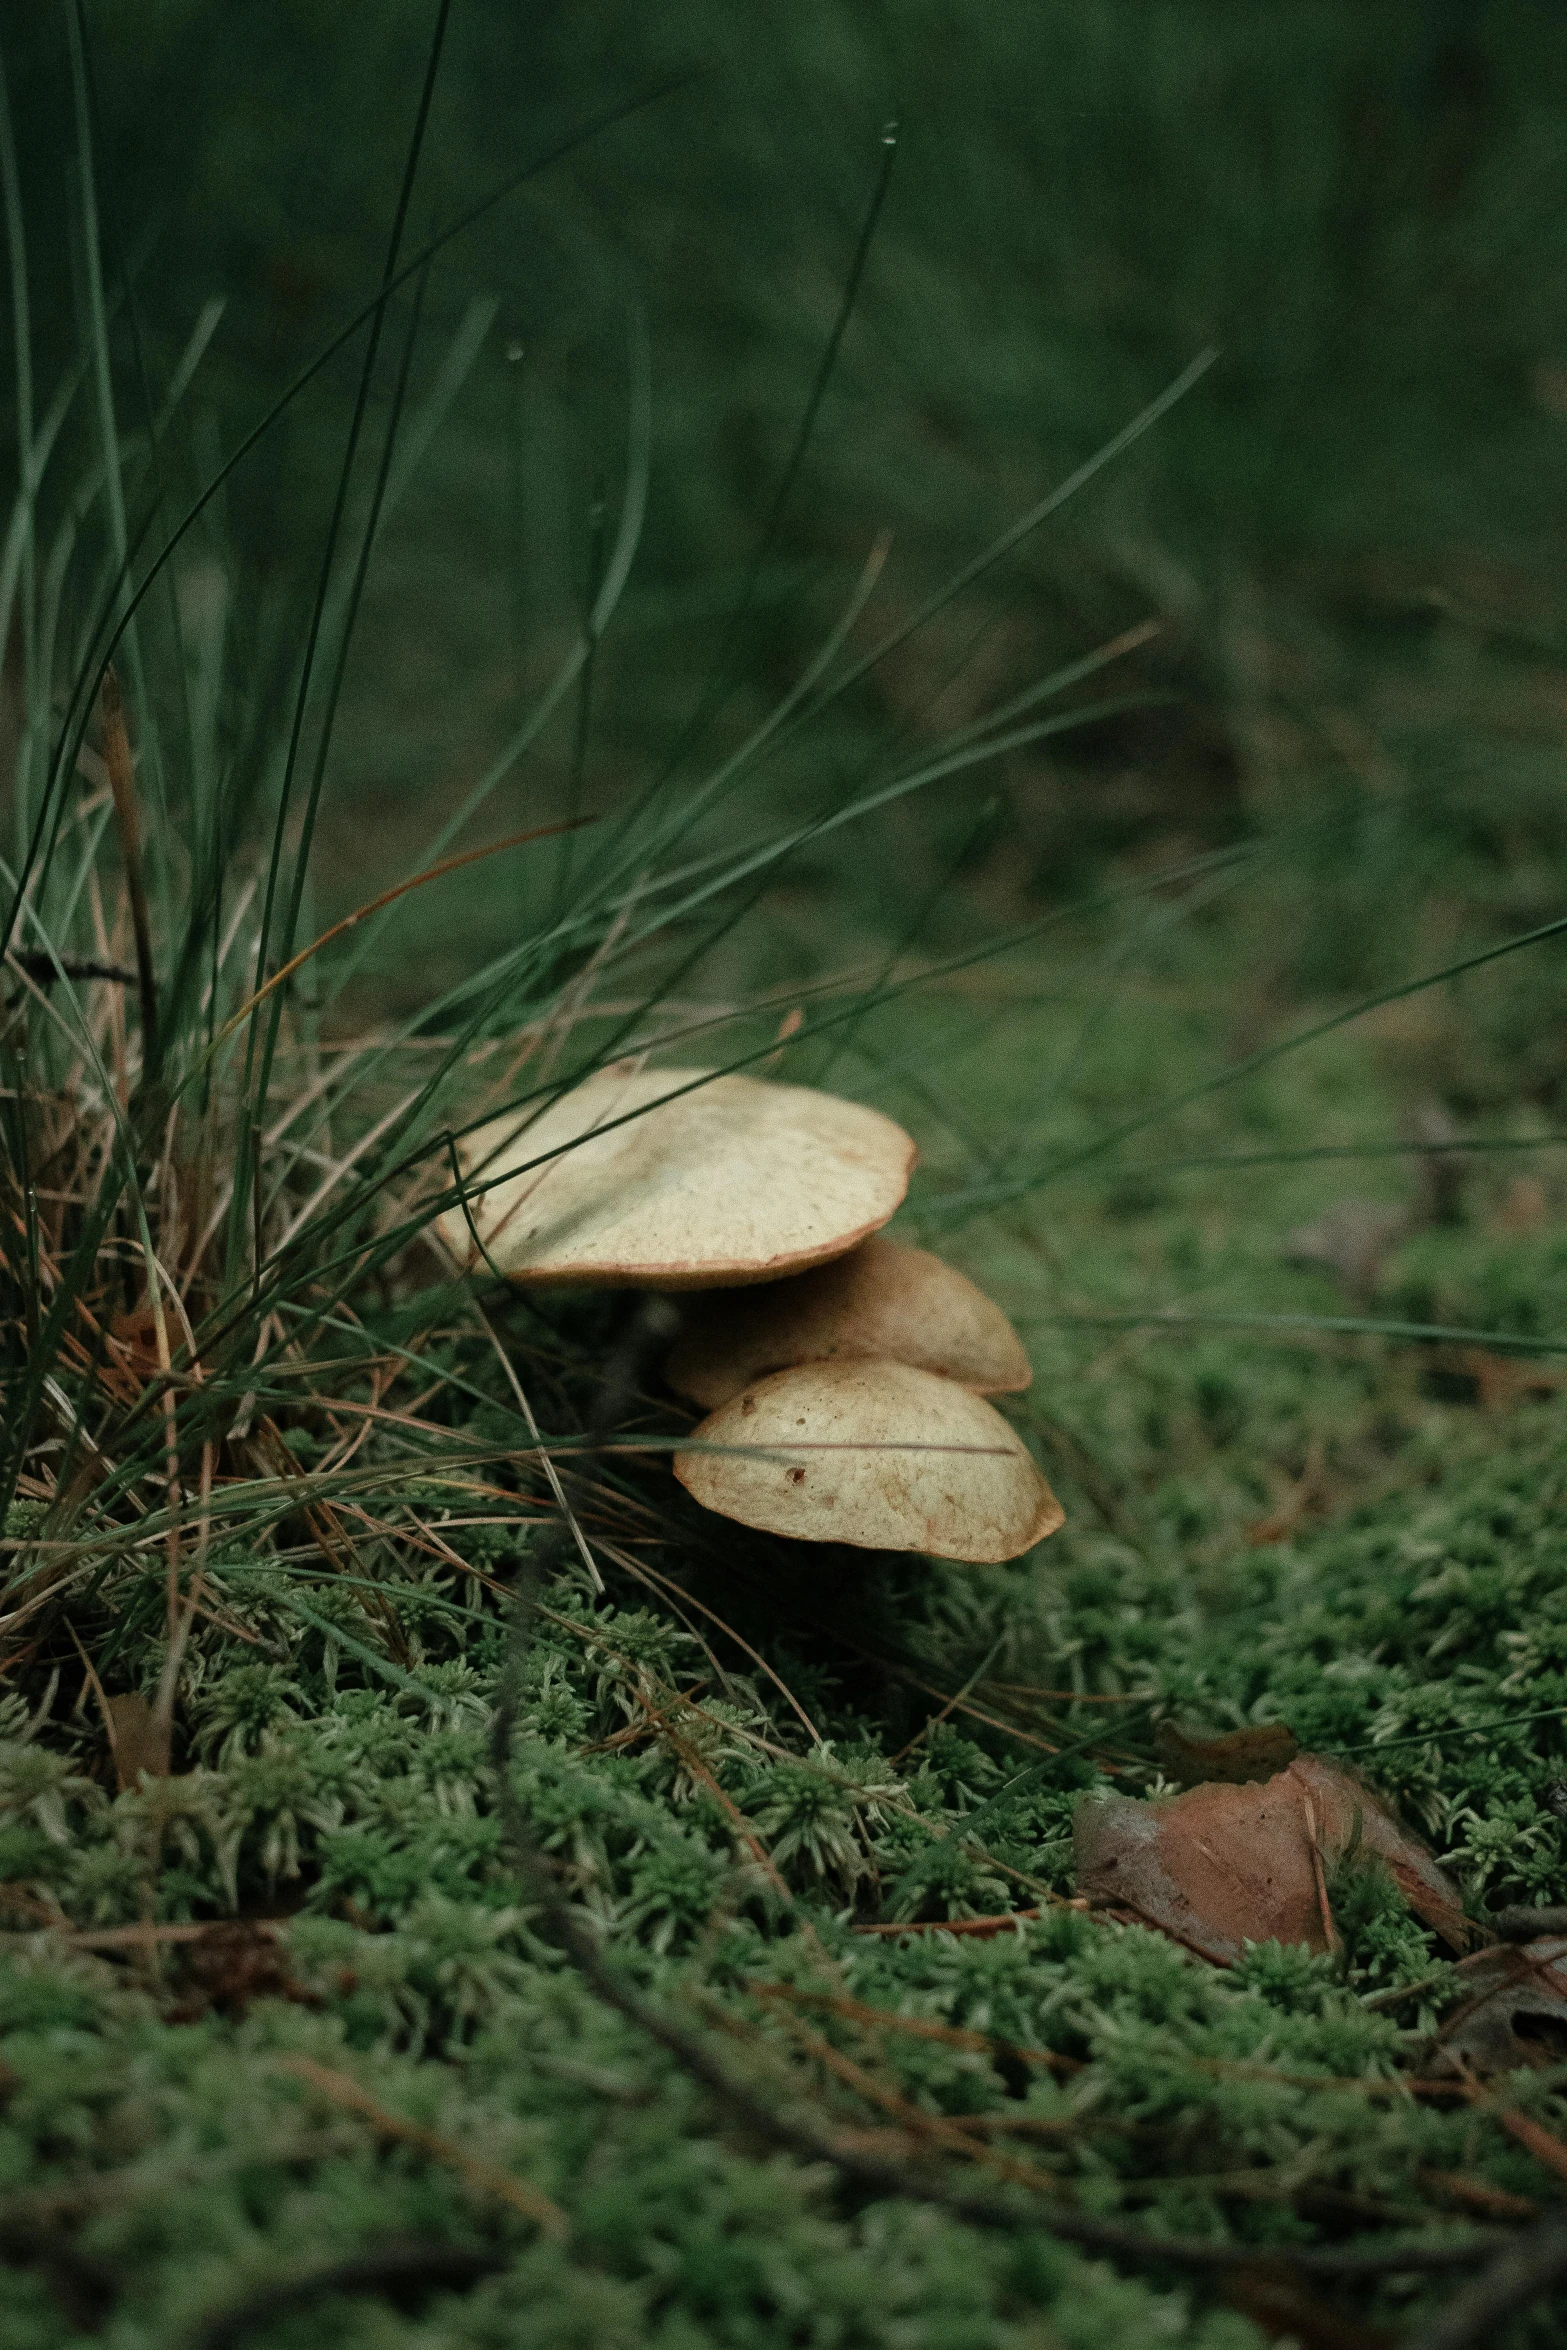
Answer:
277, 2054, 568, 2237
98, 667, 158, 1075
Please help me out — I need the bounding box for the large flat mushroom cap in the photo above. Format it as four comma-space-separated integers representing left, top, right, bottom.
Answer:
436, 1064, 914, 1289
664, 1235, 1032, 1407
673, 1359, 1063, 1563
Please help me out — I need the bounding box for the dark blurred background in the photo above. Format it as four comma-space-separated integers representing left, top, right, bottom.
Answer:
9, 2, 1567, 1071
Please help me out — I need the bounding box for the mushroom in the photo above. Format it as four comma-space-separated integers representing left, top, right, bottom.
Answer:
663, 1235, 1031, 1408
437, 1063, 915, 1289
673, 1359, 1062, 1563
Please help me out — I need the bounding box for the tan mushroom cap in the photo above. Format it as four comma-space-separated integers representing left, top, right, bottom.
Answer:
436, 1064, 915, 1289
673, 1359, 1063, 1563
664, 1235, 1032, 1408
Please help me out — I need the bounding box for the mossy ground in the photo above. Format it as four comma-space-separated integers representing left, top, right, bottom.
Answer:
6, 890, 1567, 2350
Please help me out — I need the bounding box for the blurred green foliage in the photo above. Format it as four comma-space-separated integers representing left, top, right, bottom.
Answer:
26, 0, 1567, 560
9, 0, 1567, 952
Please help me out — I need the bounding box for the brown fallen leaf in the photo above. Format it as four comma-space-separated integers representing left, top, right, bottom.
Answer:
1156, 1720, 1299, 1786
1074, 1755, 1475, 1965
1434, 1937, 1567, 2074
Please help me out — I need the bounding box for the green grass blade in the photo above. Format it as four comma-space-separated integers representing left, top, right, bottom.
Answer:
1021, 1309, 1567, 1356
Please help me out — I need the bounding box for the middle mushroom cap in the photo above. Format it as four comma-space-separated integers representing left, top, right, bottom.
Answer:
664, 1235, 1032, 1408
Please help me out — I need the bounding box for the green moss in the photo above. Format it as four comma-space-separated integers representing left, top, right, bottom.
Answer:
5, 1311, 1567, 2341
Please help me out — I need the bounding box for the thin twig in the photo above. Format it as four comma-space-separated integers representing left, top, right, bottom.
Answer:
1490, 1906, 1567, 1941
749, 1980, 1078, 2073
0, 1919, 276, 1953
277, 2055, 566, 2236
1492, 2106, 1567, 2186
767, 2006, 1066, 2193
852, 1907, 1045, 1938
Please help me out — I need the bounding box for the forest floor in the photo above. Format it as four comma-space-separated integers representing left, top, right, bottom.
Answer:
8, 778, 1567, 2349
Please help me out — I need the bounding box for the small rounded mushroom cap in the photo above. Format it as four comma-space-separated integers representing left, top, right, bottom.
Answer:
664, 1235, 1032, 1408
673, 1359, 1063, 1563
436, 1064, 915, 1289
